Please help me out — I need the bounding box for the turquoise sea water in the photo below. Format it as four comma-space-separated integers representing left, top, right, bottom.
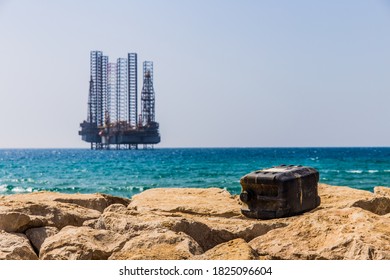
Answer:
0, 148, 389, 198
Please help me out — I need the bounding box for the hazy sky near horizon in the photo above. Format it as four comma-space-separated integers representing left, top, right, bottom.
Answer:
0, 0, 389, 148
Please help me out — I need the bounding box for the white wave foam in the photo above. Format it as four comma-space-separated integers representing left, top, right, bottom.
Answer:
0, 184, 8, 192
368, 170, 379, 173
323, 170, 340, 173
12, 186, 26, 193
346, 170, 363, 174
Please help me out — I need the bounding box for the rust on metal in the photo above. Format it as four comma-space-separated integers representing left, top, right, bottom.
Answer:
240, 165, 321, 219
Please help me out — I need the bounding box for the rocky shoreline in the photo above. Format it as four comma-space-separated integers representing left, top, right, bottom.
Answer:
1, 184, 389, 260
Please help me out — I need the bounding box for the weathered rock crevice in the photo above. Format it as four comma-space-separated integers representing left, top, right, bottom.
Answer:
352, 197, 390, 215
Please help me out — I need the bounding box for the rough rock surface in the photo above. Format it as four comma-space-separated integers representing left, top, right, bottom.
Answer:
109, 229, 203, 260
0, 231, 38, 260
25, 226, 59, 252
0, 192, 129, 232
127, 187, 288, 251
130, 187, 240, 217
249, 207, 390, 260
374, 186, 390, 198
40, 226, 128, 260
192, 238, 258, 260
0, 184, 389, 260
0, 212, 31, 232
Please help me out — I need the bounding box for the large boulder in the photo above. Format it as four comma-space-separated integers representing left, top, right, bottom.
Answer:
0, 191, 130, 213
0, 191, 130, 232
0, 212, 31, 232
109, 229, 203, 260
0, 231, 38, 260
249, 207, 390, 260
192, 238, 258, 260
130, 187, 241, 217
0, 199, 101, 231
48, 192, 130, 212
1, 184, 390, 260
317, 183, 374, 209
168, 216, 287, 251
98, 191, 288, 252
39, 226, 128, 260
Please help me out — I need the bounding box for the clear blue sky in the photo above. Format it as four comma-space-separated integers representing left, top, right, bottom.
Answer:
0, 0, 389, 148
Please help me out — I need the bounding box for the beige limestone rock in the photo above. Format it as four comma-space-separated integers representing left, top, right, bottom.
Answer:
352, 197, 390, 215
0, 212, 31, 232
130, 187, 241, 217
123, 187, 288, 251
95, 203, 176, 234
0, 196, 102, 230
40, 226, 127, 260
317, 183, 374, 209
97, 208, 286, 252
51, 193, 130, 212
169, 216, 287, 251
109, 229, 203, 260
374, 186, 390, 197
25, 226, 59, 252
249, 207, 390, 260
1, 191, 130, 213
1, 184, 390, 260
98, 195, 288, 252
192, 238, 258, 260
0, 231, 38, 260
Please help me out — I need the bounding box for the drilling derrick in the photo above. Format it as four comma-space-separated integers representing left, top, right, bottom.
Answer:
141, 61, 155, 126
79, 50, 161, 150
89, 51, 100, 125
140, 61, 159, 149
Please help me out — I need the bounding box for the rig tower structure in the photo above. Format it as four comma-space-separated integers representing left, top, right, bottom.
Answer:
79, 51, 160, 150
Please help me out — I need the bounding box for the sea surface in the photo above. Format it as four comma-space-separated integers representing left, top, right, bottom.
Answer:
0, 148, 389, 198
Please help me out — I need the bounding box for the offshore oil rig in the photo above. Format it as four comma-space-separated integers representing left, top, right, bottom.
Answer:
79, 51, 160, 149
